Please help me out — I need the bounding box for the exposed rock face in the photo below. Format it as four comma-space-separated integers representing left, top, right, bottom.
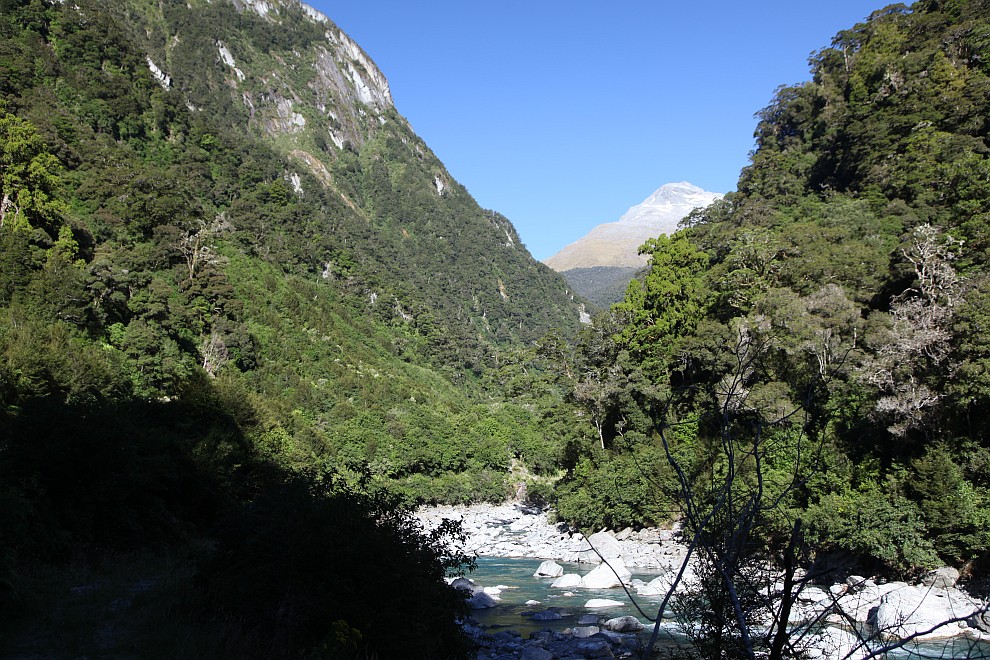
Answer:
123, 0, 396, 152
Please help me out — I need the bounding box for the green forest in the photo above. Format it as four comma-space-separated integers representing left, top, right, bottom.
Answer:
2, 0, 990, 657
555, 0, 990, 575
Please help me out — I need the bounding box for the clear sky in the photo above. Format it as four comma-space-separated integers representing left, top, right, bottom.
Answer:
308, 1, 888, 261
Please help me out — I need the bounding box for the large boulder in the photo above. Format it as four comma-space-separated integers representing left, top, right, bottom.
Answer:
533, 560, 564, 578
804, 626, 877, 660
566, 636, 614, 658
520, 646, 554, 660
449, 576, 475, 592
921, 566, 960, 589
552, 573, 582, 589
968, 609, 990, 634
586, 531, 624, 562
602, 615, 644, 632
874, 584, 977, 641
581, 559, 631, 589
530, 610, 563, 621
585, 598, 625, 608
636, 575, 672, 596
835, 583, 892, 624
467, 590, 498, 609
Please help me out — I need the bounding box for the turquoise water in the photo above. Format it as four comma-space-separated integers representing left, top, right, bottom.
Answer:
466, 556, 671, 637
464, 557, 990, 658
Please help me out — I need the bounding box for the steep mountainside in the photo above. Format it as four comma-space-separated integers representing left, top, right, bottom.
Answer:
546, 182, 721, 305
557, 265, 643, 309
102, 0, 583, 355
0, 3, 588, 655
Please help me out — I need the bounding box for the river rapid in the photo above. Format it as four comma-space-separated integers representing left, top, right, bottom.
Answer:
415, 502, 990, 660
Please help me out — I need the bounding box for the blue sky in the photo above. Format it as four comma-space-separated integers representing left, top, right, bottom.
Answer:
309, 1, 888, 261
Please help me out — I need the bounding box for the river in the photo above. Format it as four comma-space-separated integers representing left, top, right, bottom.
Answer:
465, 557, 990, 659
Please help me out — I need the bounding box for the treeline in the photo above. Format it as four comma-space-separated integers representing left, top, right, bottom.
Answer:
552, 0, 990, 577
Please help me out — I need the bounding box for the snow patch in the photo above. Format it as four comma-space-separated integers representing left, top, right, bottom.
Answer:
617, 181, 722, 228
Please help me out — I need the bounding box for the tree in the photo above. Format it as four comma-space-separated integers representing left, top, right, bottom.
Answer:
628, 315, 989, 660
176, 212, 231, 281
614, 232, 710, 380
0, 105, 64, 236
861, 224, 963, 437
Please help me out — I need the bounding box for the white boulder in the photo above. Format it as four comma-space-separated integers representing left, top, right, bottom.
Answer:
585, 598, 625, 608
922, 566, 961, 589
551, 573, 582, 589
586, 531, 624, 561
874, 584, 978, 641
581, 559, 631, 589
603, 615, 644, 632
534, 560, 564, 578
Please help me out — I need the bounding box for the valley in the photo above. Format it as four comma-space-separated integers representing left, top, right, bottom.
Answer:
2, 0, 990, 658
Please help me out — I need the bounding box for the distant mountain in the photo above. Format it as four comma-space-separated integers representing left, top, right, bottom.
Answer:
544, 182, 721, 306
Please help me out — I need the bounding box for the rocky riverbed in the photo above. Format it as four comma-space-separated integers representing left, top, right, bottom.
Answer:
415, 502, 688, 570
416, 503, 990, 660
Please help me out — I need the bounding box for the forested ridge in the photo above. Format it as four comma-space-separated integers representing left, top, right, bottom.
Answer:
4, 0, 990, 656
555, 0, 990, 579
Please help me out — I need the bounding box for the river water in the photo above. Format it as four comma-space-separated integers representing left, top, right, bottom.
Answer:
466, 557, 990, 659
468, 556, 670, 635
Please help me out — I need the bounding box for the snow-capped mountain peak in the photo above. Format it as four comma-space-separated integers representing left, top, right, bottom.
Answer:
617, 181, 721, 227
543, 182, 722, 272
